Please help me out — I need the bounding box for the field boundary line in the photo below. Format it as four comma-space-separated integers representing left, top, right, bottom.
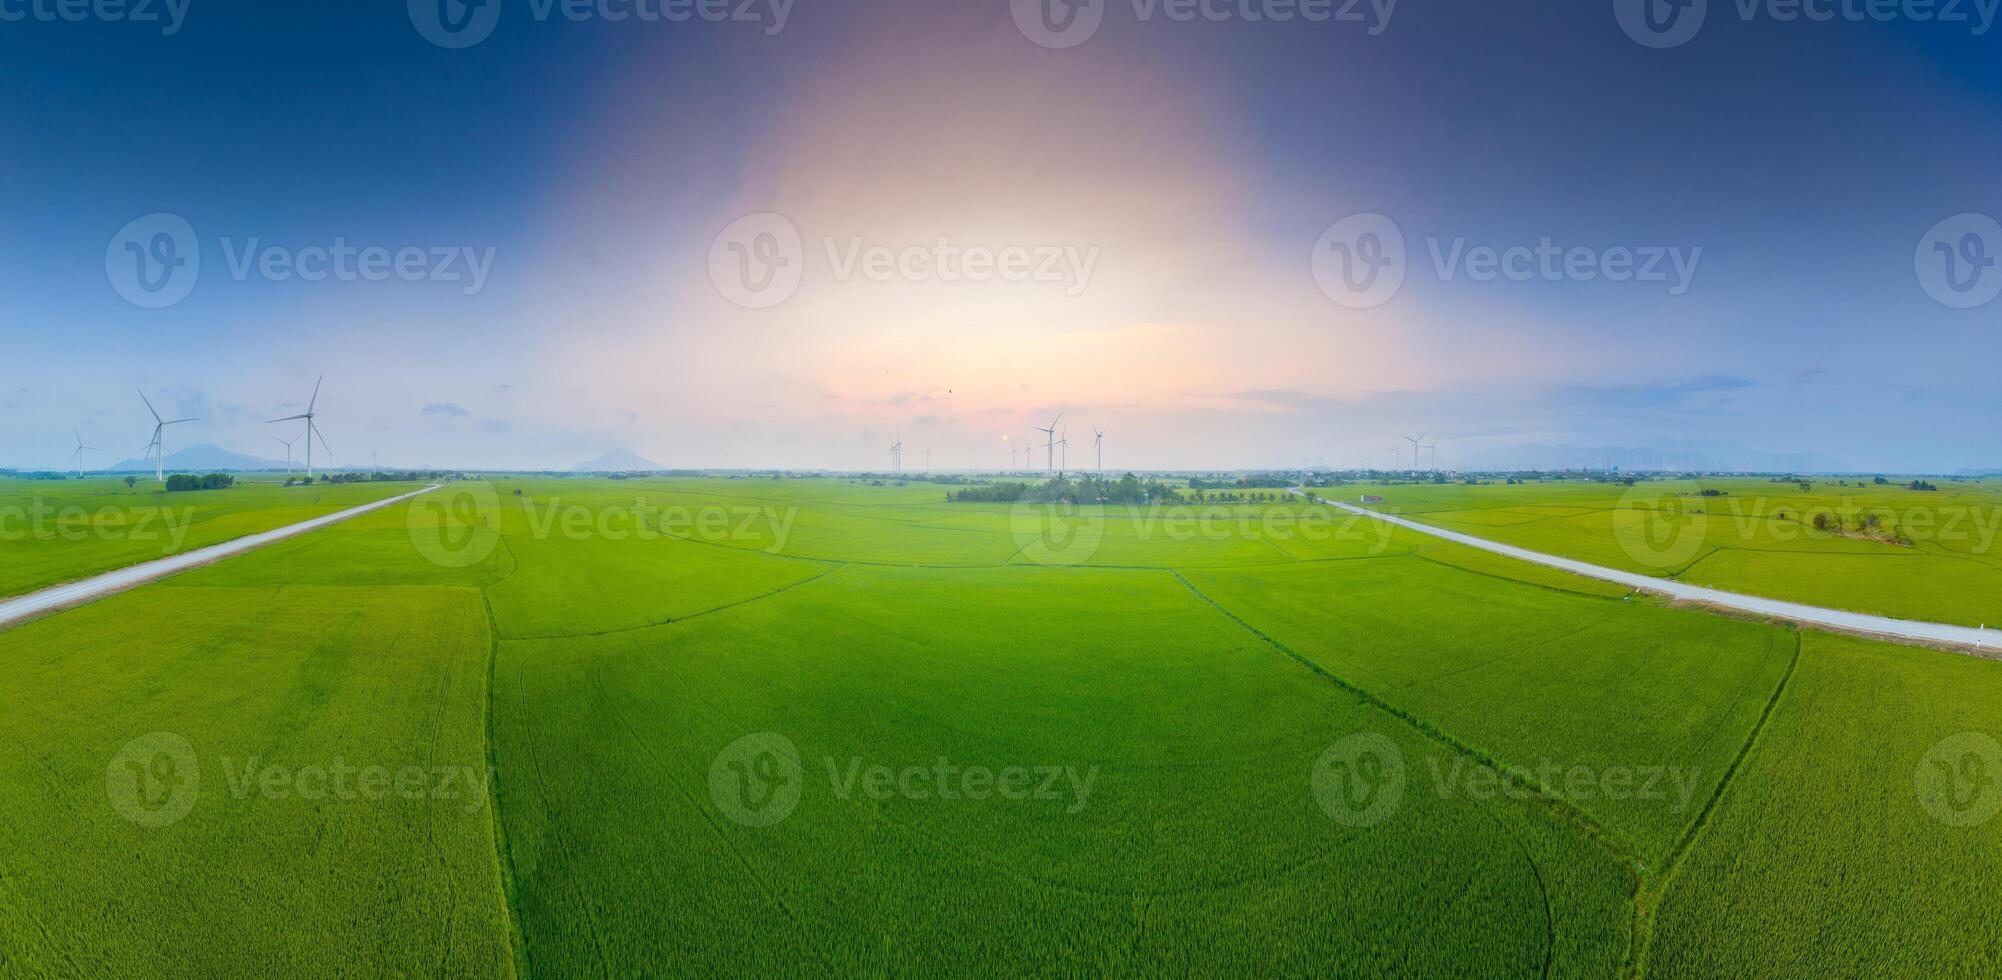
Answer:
1166, 570, 1645, 869
0, 484, 443, 632
480, 592, 531, 980
1293, 491, 2002, 654
1625, 629, 1802, 979
498, 565, 845, 642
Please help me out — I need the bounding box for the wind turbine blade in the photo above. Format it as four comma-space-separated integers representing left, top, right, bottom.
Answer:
312, 421, 332, 454
138, 390, 161, 422
165, 418, 198, 425
268, 414, 309, 423
308, 375, 323, 414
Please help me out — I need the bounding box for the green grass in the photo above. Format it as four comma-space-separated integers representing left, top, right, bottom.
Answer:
0, 583, 514, 976
1646, 632, 2002, 976
493, 563, 1632, 976
1342, 477, 2002, 627
0, 477, 417, 600
1182, 553, 1796, 865
4, 475, 1999, 976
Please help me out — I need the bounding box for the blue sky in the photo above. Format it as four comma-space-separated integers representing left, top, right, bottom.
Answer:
2, 1, 1998, 471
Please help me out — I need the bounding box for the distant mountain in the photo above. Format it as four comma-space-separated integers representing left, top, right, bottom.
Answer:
103, 442, 293, 473
573, 449, 665, 472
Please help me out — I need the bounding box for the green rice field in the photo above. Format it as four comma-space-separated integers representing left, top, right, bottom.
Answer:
2, 476, 1998, 976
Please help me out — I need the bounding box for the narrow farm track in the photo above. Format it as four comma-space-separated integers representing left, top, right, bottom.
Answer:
0, 484, 442, 631
1294, 492, 2002, 654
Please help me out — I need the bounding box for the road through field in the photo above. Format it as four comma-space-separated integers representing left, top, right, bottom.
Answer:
0, 484, 440, 631
1293, 490, 2002, 652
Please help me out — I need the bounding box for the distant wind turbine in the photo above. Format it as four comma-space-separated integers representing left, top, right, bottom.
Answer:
1058, 427, 1069, 475
1036, 414, 1062, 472
69, 428, 99, 479
274, 435, 297, 475
267, 375, 331, 479
890, 431, 903, 472
1093, 427, 1105, 473
138, 390, 198, 484
1403, 432, 1428, 472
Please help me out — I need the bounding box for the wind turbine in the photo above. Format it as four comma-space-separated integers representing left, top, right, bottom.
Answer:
1425, 442, 1439, 472
890, 432, 903, 472
1402, 432, 1428, 472
69, 428, 99, 479
1389, 446, 1404, 470
138, 391, 198, 484
1058, 427, 1069, 475
267, 376, 330, 480
1036, 414, 1062, 472
1093, 427, 1105, 473
274, 435, 298, 475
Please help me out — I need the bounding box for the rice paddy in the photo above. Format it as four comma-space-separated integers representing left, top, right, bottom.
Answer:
2, 476, 1998, 976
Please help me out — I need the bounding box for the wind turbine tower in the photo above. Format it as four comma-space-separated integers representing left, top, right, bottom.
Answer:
1402, 432, 1428, 473
1093, 427, 1105, 473
138, 391, 198, 484
267, 376, 331, 479
69, 429, 99, 479
1036, 414, 1062, 472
